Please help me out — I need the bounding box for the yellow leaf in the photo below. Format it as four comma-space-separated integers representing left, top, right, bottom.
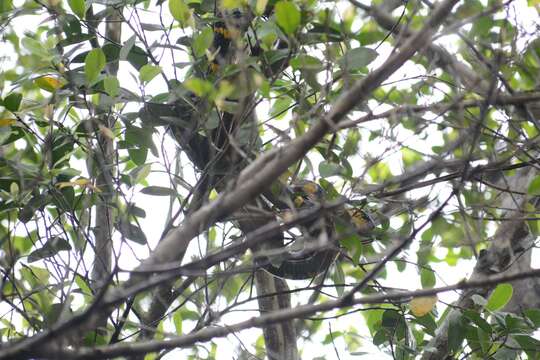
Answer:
255, 0, 268, 15
10, 182, 19, 196
410, 296, 437, 317
56, 182, 76, 189
56, 178, 101, 192
221, 0, 245, 9
35, 76, 64, 92
0, 118, 16, 126
72, 178, 90, 186
99, 124, 115, 140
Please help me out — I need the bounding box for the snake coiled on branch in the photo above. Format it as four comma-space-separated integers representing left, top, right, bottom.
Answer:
140, 94, 375, 279
139, 2, 375, 279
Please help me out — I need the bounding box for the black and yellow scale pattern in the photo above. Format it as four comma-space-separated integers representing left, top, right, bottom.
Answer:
209, 6, 250, 74
210, 20, 232, 73
183, 6, 374, 279
257, 180, 375, 279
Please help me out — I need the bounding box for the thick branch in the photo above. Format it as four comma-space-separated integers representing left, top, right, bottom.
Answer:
132, 0, 460, 280
91, 3, 122, 291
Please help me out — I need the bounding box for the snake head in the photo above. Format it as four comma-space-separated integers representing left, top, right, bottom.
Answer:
219, 5, 253, 34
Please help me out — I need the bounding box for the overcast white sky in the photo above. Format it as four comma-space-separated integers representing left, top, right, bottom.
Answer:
1, 0, 539, 358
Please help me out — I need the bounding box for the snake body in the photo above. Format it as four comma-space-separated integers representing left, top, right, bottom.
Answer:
141, 100, 374, 279
253, 181, 374, 279
139, 4, 375, 280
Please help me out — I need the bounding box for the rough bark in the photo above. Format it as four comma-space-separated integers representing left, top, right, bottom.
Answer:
421, 168, 539, 360
254, 271, 299, 360
91, 4, 122, 294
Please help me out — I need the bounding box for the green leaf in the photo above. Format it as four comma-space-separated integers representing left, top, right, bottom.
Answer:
486, 283, 513, 311
128, 148, 148, 165
21, 37, 48, 58
130, 163, 152, 184
3, 92, 22, 112
269, 96, 292, 119
402, 148, 422, 167
140, 186, 176, 196
127, 203, 146, 218
127, 46, 149, 70
221, 0, 243, 9
103, 76, 119, 97
420, 266, 436, 288
339, 47, 378, 71
290, 54, 323, 71
448, 313, 465, 353
117, 220, 147, 244
62, 14, 82, 39
396, 258, 406, 272
343, 129, 360, 156
35, 76, 64, 92
173, 310, 183, 334
84, 48, 106, 84
456, 0, 483, 19
102, 43, 121, 63
120, 35, 136, 61
125, 126, 156, 151
368, 162, 392, 182
274, 1, 300, 35
184, 78, 213, 97
0, 0, 13, 13
372, 329, 387, 345
363, 309, 384, 336
514, 335, 540, 359
140, 23, 165, 31
413, 312, 437, 335
381, 309, 401, 328
339, 231, 362, 265
68, 0, 85, 19
524, 308, 540, 327
19, 193, 49, 223
463, 310, 492, 333
254, 0, 268, 15
28, 237, 72, 262
319, 161, 342, 178
9, 181, 20, 198
527, 176, 540, 195
204, 112, 221, 130
476, 326, 490, 354
192, 27, 214, 58
75, 275, 93, 300
139, 64, 161, 83
169, 0, 191, 26
332, 263, 345, 296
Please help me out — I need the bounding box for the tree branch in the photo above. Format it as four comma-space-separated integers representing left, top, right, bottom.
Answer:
0, 0, 460, 357
24, 269, 540, 360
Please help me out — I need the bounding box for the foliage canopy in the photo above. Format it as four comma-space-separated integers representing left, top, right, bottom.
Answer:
0, 0, 540, 359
